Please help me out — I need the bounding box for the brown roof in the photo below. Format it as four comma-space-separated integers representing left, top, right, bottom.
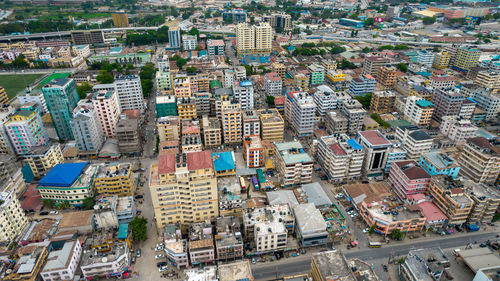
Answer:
343, 182, 392, 204
187, 150, 213, 171
394, 160, 430, 180
468, 137, 500, 154
450, 188, 464, 195
59, 210, 94, 228
158, 153, 176, 174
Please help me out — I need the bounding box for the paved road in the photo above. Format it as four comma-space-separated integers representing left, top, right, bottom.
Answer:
251, 231, 499, 280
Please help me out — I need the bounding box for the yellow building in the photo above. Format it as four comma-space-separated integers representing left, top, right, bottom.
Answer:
191, 73, 210, 92
429, 175, 473, 225
458, 137, 500, 184
325, 70, 345, 83
0, 87, 10, 105
474, 70, 500, 92
0, 190, 28, 244
432, 51, 451, 69
157, 116, 180, 142
221, 101, 242, 144
202, 115, 222, 147
258, 108, 284, 141
235, 22, 272, 55
370, 90, 396, 114
25, 144, 64, 179
321, 60, 337, 71
173, 76, 192, 98
4, 243, 48, 281
150, 150, 218, 229
453, 47, 480, 72
272, 62, 286, 78
112, 13, 130, 27
94, 162, 136, 197
293, 72, 309, 91
177, 97, 197, 121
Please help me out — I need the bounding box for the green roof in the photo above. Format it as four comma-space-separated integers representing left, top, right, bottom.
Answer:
210, 80, 222, 89
118, 223, 128, 239
416, 99, 434, 108
34, 73, 71, 90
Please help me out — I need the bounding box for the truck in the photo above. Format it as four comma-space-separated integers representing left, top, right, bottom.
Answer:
252, 176, 259, 191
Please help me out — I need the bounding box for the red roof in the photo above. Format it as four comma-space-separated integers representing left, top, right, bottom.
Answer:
359, 130, 390, 146
418, 201, 447, 222
450, 188, 464, 195
187, 150, 213, 171
431, 76, 456, 82
122, 109, 141, 119
330, 143, 346, 155
265, 72, 282, 81
158, 153, 176, 174
21, 184, 42, 211
394, 160, 431, 180
274, 96, 285, 105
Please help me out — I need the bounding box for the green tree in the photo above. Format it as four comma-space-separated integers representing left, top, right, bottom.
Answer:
362, 47, 371, 53
391, 229, 404, 240
422, 16, 436, 25
57, 201, 70, 210
82, 196, 96, 210
364, 17, 375, 27
354, 93, 372, 108
130, 217, 148, 241
141, 79, 153, 97
176, 58, 187, 69
394, 44, 409, 50
11, 54, 29, 68
369, 224, 376, 235
188, 28, 200, 40
267, 95, 275, 106
96, 70, 114, 83
186, 66, 197, 74
396, 62, 408, 73
42, 199, 55, 209
433, 47, 440, 52
371, 113, 390, 128
76, 82, 92, 99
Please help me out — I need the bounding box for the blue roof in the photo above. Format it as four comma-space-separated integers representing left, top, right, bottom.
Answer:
38, 162, 88, 187
211, 152, 235, 172
118, 224, 129, 239
347, 139, 363, 150
416, 99, 434, 107
466, 97, 477, 104
416, 71, 432, 77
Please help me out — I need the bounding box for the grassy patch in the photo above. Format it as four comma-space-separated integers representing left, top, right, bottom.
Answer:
0, 74, 44, 98
39, 13, 111, 20
493, 213, 500, 223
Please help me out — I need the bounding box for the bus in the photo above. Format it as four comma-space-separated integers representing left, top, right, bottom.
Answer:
252, 176, 259, 190
240, 177, 247, 191
369, 242, 382, 248
256, 169, 266, 185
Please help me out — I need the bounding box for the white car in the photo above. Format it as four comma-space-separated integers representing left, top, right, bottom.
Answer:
49, 211, 59, 215
159, 266, 168, 272
363, 228, 369, 233
155, 246, 164, 252
155, 254, 165, 259
156, 243, 164, 248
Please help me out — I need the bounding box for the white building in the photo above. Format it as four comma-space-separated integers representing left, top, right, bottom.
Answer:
72, 44, 91, 58
471, 88, 500, 121
429, 76, 456, 90
233, 80, 254, 110
255, 221, 287, 252
313, 85, 351, 116
40, 240, 82, 281
459, 99, 475, 120
264, 72, 282, 96
182, 35, 197, 51
80, 242, 130, 279
224, 70, 234, 88
341, 99, 366, 135
291, 92, 316, 136
93, 75, 145, 112
396, 125, 433, 159
440, 116, 478, 144
242, 110, 260, 137
17, 92, 48, 114
403, 96, 435, 126
70, 100, 104, 152
417, 50, 435, 67
0, 190, 28, 244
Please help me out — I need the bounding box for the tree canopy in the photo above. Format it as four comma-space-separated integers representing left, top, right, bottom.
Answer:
130, 217, 148, 241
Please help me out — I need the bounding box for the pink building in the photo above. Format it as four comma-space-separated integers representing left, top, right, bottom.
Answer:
388, 160, 431, 200
91, 90, 120, 138
189, 222, 215, 265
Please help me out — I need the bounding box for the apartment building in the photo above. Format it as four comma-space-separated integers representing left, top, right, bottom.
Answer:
403, 96, 434, 126
243, 135, 264, 168
37, 162, 96, 207
325, 110, 348, 134
215, 216, 244, 261
417, 50, 435, 67
189, 222, 215, 265
357, 130, 392, 178
5, 107, 48, 155
0, 190, 28, 244
317, 134, 364, 183
177, 97, 197, 121
313, 85, 350, 116
24, 144, 64, 179
235, 22, 272, 55
400, 248, 449, 281
150, 151, 218, 228
80, 241, 131, 279
370, 91, 396, 114
429, 175, 473, 226
164, 224, 189, 269
419, 151, 460, 179
293, 203, 328, 247
290, 92, 316, 136
193, 91, 210, 116
326, 69, 346, 83
376, 66, 398, 89
458, 137, 500, 184
465, 183, 500, 224
470, 88, 500, 121
433, 51, 452, 69
91, 90, 120, 138
264, 72, 283, 96
293, 72, 309, 91
157, 116, 180, 142
273, 141, 313, 187
0, 87, 10, 105
202, 115, 222, 147
388, 160, 431, 200
113, 75, 145, 112
395, 125, 433, 159
116, 117, 141, 154
429, 76, 456, 90
70, 100, 104, 153
207, 39, 224, 56
268, 12, 292, 29
182, 35, 197, 51
453, 47, 480, 72
156, 55, 172, 93
440, 116, 478, 144
348, 75, 376, 96
474, 69, 500, 91
233, 80, 254, 110
173, 75, 192, 98
341, 99, 366, 135
40, 240, 82, 281
308, 64, 325, 85
4, 243, 49, 281
311, 251, 356, 281
94, 162, 135, 197
242, 110, 260, 137
181, 119, 203, 153
271, 62, 286, 78
156, 95, 177, 117
243, 205, 293, 251
258, 108, 284, 141
0, 106, 15, 154
361, 56, 389, 77
42, 78, 80, 141
221, 100, 242, 144
432, 88, 465, 122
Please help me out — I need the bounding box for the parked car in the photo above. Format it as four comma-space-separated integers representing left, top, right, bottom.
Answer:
156, 243, 164, 248
157, 262, 167, 268
40, 211, 49, 216
135, 195, 144, 199
251, 258, 256, 264
383, 265, 388, 272
363, 228, 369, 233
155, 254, 165, 259
159, 266, 168, 272
49, 211, 59, 215
137, 249, 141, 257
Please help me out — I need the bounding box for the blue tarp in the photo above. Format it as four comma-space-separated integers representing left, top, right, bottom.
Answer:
118, 224, 129, 239
211, 152, 235, 172
38, 162, 88, 187
347, 139, 363, 150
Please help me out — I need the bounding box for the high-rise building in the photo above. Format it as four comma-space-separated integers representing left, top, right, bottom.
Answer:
429, 175, 473, 226
235, 23, 272, 55
233, 80, 254, 110
222, 9, 248, 23
94, 162, 135, 197
42, 78, 80, 141
91, 90, 120, 138
403, 97, 434, 126
264, 72, 282, 96
433, 51, 452, 69
202, 115, 222, 147
156, 55, 172, 94
258, 108, 284, 141
157, 116, 180, 142
361, 56, 389, 77
417, 50, 435, 67
290, 92, 316, 137
273, 141, 313, 187
173, 76, 192, 98
466, 183, 500, 224
317, 134, 364, 183
0, 190, 28, 244
348, 74, 376, 96
357, 130, 392, 178
473, 69, 500, 91
341, 99, 366, 135
440, 116, 478, 144
5, 106, 48, 155
242, 110, 260, 137
376, 66, 398, 89
0, 106, 15, 154
112, 13, 129, 27
116, 117, 141, 154
70, 100, 104, 153
243, 135, 264, 168
308, 64, 325, 86
70, 30, 105, 45
207, 40, 225, 56
271, 62, 286, 78
150, 151, 218, 228
156, 95, 177, 117
313, 85, 350, 116
182, 35, 197, 51
370, 91, 396, 114
458, 137, 500, 184
432, 88, 464, 122
385, 6, 400, 20
113, 75, 145, 112
471, 88, 500, 120
429, 76, 456, 90
268, 13, 292, 30
221, 101, 242, 144
453, 47, 480, 72
24, 144, 63, 179
177, 97, 197, 121
168, 26, 181, 49
395, 125, 433, 160
388, 160, 431, 200
0, 87, 10, 105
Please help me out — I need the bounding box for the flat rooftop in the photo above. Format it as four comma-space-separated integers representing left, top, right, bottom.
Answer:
80, 241, 128, 267
218, 260, 253, 281
96, 162, 131, 179
266, 190, 299, 207
311, 250, 356, 281
358, 130, 391, 147
295, 182, 332, 207
294, 203, 327, 234
459, 248, 500, 273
